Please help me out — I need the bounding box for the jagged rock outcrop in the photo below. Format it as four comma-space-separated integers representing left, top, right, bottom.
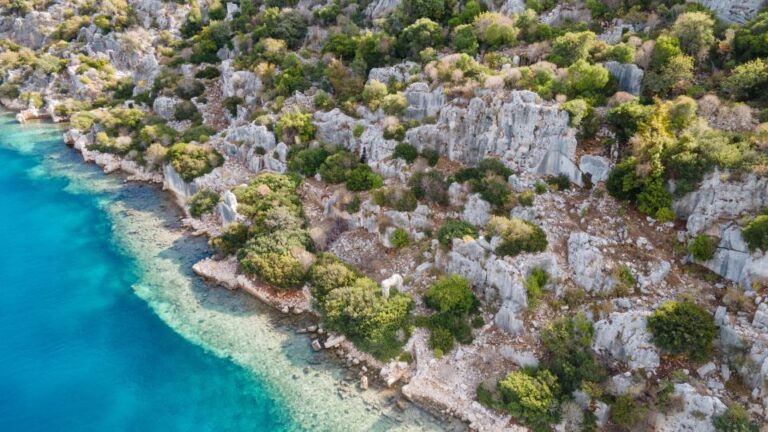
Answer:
673, 169, 768, 235
568, 232, 615, 294
367, 61, 420, 85
221, 60, 262, 104
443, 237, 562, 335
695, 224, 768, 289
479, 0, 525, 15
364, 0, 401, 20
603, 61, 644, 96
461, 194, 492, 227
403, 83, 444, 121
406, 91, 582, 184
163, 164, 198, 198
0, 12, 53, 49
153, 96, 179, 121
691, 0, 766, 24
579, 155, 611, 183
129, 0, 190, 31
593, 311, 660, 371
216, 190, 240, 225
655, 383, 726, 432
217, 123, 285, 172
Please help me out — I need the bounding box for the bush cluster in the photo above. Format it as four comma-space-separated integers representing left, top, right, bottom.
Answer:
437, 220, 478, 246
188, 189, 220, 217
647, 300, 716, 360
486, 216, 548, 257
166, 143, 224, 182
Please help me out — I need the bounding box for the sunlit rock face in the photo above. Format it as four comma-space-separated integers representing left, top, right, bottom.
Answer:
406, 90, 582, 184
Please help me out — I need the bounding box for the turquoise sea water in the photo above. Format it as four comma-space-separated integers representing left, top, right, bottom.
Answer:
0, 115, 292, 431
0, 114, 449, 432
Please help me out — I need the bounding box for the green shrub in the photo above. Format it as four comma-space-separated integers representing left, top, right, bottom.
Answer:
566, 60, 610, 99
362, 80, 388, 110
518, 190, 535, 207
373, 187, 419, 211
240, 247, 306, 289
547, 174, 571, 191
174, 100, 201, 122
647, 301, 716, 360
393, 143, 419, 163
473, 12, 518, 49
222, 96, 243, 116
453, 24, 479, 56
195, 66, 221, 79
318, 151, 359, 184
742, 213, 768, 252
611, 395, 647, 429
346, 165, 383, 191
408, 170, 448, 204
175, 79, 205, 99
429, 326, 455, 353
420, 148, 440, 166
383, 123, 406, 140
604, 43, 635, 63
381, 93, 408, 116
437, 220, 478, 246
524, 268, 548, 310
181, 124, 216, 143
398, 18, 443, 57
308, 253, 360, 305
210, 222, 249, 255
671, 12, 715, 61
425, 275, 476, 316
389, 228, 410, 248
486, 216, 548, 257
275, 110, 315, 145
549, 31, 596, 67
689, 234, 718, 261
712, 404, 758, 432
166, 143, 223, 182
498, 369, 560, 430
540, 313, 604, 393
608, 102, 653, 143
188, 189, 220, 217
614, 264, 637, 295
288, 146, 330, 177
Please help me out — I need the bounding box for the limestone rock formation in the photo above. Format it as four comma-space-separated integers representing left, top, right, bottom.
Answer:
579, 155, 611, 183
691, 0, 766, 24
568, 232, 615, 294
403, 83, 444, 121
406, 91, 582, 184
673, 169, 768, 235
603, 61, 644, 96
655, 383, 726, 431
593, 311, 660, 371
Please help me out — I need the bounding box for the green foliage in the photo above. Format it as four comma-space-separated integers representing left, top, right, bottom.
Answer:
689, 234, 717, 261
389, 228, 410, 248
453, 24, 479, 56
397, 0, 446, 26
167, 143, 223, 182
222, 96, 243, 116
174, 100, 202, 122
254, 8, 308, 49
498, 369, 560, 430
429, 326, 454, 353
393, 143, 419, 162
486, 216, 548, 257
540, 313, 604, 394
647, 300, 716, 360
611, 395, 647, 429
722, 59, 768, 101
562, 98, 591, 128
473, 12, 518, 49
399, 18, 443, 58
308, 254, 360, 304
175, 79, 206, 99
188, 189, 220, 217
53, 15, 91, 41
604, 43, 635, 63
566, 60, 609, 100
288, 146, 330, 176
381, 93, 408, 116
524, 268, 548, 309
644, 54, 694, 98
420, 148, 440, 166
608, 101, 653, 143
742, 214, 768, 252
346, 165, 383, 191
712, 404, 758, 432
425, 275, 476, 316
437, 220, 478, 246
239, 243, 306, 289
210, 222, 249, 256
734, 10, 768, 61
318, 151, 359, 184
323, 277, 413, 359
671, 12, 715, 61
362, 79, 388, 111
549, 31, 597, 67
181, 124, 216, 143
275, 110, 315, 145
373, 187, 419, 211
408, 170, 448, 204
547, 174, 571, 191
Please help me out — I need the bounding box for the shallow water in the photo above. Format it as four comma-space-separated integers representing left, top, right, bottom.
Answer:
0, 114, 450, 431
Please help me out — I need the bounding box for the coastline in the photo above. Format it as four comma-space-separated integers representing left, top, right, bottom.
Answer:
1, 109, 464, 431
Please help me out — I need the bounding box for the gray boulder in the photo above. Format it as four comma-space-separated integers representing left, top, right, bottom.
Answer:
691, 0, 766, 24
461, 194, 492, 227
655, 384, 726, 432
593, 311, 660, 371
603, 61, 644, 96
579, 155, 611, 183
567, 232, 614, 294
403, 83, 444, 120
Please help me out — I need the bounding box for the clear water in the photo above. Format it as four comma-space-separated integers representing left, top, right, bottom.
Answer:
0, 114, 448, 432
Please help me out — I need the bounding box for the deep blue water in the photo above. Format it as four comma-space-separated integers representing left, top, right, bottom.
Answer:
0, 115, 291, 431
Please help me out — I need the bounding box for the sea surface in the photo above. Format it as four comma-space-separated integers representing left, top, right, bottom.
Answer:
0, 113, 448, 432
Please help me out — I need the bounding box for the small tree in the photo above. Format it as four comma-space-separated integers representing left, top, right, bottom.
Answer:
424, 275, 476, 316
647, 301, 716, 360
671, 12, 716, 62
188, 189, 220, 217
498, 369, 560, 430
689, 234, 718, 261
